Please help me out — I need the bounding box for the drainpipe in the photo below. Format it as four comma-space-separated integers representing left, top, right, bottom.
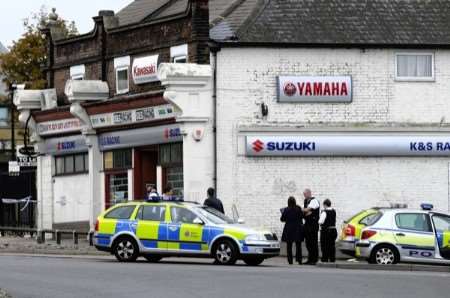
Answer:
210, 43, 221, 192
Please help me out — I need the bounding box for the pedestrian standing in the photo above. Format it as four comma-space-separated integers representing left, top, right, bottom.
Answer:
203, 187, 224, 214
280, 196, 304, 265
146, 186, 160, 201
319, 199, 338, 263
303, 188, 320, 265
162, 185, 174, 201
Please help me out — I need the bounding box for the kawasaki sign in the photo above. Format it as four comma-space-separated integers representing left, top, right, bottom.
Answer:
246, 135, 450, 157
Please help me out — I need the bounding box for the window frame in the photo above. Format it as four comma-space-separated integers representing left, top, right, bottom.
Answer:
104, 205, 137, 220
0, 106, 9, 127
70, 64, 85, 80
115, 66, 130, 94
170, 44, 188, 63
54, 153, 89, 176
395, 52, 435, 82
395, 212, 433, 233
137, 205, 166, 222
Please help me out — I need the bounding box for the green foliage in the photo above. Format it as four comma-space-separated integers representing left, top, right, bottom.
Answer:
0, 6, 78, 89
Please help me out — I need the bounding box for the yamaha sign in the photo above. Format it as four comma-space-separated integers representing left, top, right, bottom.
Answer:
246, 135, 450, 157
277, 76, 352, 102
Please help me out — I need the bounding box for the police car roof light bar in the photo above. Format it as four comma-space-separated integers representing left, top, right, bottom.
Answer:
420, 203, 434, 211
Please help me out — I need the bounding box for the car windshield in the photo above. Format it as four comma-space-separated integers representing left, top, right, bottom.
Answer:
195, 206, 236, 224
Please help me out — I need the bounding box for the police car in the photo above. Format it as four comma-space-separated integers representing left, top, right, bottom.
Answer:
356, 204, 450, 265
94, 200, 280, 265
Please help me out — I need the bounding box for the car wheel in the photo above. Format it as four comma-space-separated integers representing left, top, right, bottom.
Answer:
243, 257, 264, 266
370, 245, 399, 265
113, 237, 139, 262
213, 239, 238, 265
144, 255, 163, 263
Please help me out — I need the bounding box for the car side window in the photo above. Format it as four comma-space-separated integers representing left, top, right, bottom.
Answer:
432, 215, 450, 231
104, 206, 136, 219
359, 212, 382, 226
395, 213, 432, 232
171, 207, 198, 224
137, 206, 166, 222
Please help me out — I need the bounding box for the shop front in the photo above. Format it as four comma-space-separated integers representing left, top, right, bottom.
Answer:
99, 124, 183, 208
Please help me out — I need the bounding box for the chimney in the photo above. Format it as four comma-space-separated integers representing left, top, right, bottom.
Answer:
190, 0, 210, 64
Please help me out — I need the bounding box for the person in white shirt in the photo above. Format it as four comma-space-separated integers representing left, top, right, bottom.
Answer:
319, 199, 337, 263
303, 188, 320, 265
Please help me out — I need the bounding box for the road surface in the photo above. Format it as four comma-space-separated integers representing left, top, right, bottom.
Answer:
0, 255, 449, 298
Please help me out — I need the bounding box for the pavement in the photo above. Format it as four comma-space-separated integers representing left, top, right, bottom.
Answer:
1, 236, 450, 273
0, 254, 449, 298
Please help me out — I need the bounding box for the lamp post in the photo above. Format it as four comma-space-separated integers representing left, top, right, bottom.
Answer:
9, 83, 16, 160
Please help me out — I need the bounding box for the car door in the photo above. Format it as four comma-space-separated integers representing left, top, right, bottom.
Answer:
394, 213, 436, 260
135, 204, 167, 251
431, 214, 450, 259
168, 206, 207, 252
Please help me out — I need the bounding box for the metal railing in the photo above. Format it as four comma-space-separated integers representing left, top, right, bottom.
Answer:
0, 227, 94, 246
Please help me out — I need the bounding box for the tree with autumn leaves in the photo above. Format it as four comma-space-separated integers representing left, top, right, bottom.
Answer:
0, 7, 77, 92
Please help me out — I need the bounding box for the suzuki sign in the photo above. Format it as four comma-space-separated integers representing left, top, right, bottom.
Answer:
246, 135, 450, 156
132, 55, 159, 84
277, 76, 352, 102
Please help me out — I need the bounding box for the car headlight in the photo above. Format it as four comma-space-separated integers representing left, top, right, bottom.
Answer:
245, 234, 266, 242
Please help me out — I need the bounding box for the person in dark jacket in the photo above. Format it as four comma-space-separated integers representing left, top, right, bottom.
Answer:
319, 199, 337, 262
281, 196, 304, 265
203, 188, 224, 214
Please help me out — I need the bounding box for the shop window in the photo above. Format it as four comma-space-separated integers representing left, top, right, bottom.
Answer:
159, 143, 183, 166
108, 173, 129, 207
104, 149, 132, 170
170, 44, 188, 63
104, 205, 136, 219
54, 153, 88, 176
166, 167, 184, 197
395, 53, 434, 81
0, 107, 8, 127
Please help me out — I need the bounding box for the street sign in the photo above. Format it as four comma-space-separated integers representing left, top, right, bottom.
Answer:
17, 156, 37, 167
8, 161, 20, 176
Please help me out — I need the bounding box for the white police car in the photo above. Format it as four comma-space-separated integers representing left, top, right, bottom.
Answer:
357, 204, 450, 265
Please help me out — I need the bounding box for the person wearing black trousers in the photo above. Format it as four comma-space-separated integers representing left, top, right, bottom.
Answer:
281, 196, 304, 265
319, 199, 338, 262
303, 188, 320, 265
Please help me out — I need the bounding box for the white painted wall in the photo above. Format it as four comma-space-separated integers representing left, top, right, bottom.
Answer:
38, 154, 54, 230
53, 174, 90, 224
216, 48, 450, 234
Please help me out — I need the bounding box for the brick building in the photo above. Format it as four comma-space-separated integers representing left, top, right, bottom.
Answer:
210, 0, 450, 233
14, 0, 216, 231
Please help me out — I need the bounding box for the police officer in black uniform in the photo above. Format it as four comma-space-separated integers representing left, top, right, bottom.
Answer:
303, 188, 320, 265
319, 199, 337, 263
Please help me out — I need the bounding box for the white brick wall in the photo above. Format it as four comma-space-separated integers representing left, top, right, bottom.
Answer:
216, 48, 450, 235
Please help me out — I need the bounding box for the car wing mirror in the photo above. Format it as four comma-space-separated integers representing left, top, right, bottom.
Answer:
193, 217, 204, 225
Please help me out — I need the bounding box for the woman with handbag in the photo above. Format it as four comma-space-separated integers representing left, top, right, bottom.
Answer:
280, 196, 304, 265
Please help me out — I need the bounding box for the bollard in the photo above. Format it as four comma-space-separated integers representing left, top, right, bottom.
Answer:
38, 230, 46, 243
56, 230, 61, 245
0, 230, 5, 237
89, 232, 94, 246
73, 231, 78, 245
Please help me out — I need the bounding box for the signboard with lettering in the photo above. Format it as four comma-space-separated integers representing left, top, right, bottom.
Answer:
90, 104, 175, 128
38, 118, 82, 136
99, 125, 182, 151
45, 135, 88, 155
132, 55, 159, 84
277, 76, 352, 102
246, 135, 450, 156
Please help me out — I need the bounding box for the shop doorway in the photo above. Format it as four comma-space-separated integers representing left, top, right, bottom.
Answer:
134, 147, 158, 200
